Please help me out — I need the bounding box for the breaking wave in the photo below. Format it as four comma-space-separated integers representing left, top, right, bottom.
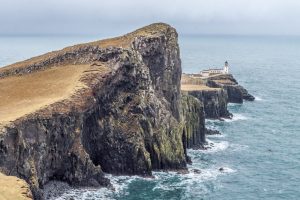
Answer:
222, 113, 248, 122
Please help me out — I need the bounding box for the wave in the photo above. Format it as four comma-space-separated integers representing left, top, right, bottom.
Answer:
222, 113, 248, 122
187, 166, 236, 180
207, 134, 225, 138
54, 187, 115, 200
53, 147, 239, 200
189, 139, 248, 155
53, 174, 142, 200
206, 140, 229, 153
152, 165, 236, 194
188, 140, 229, 155
254, 96, 264, 101
52, 139, 241, 199
106, 174, 141, 194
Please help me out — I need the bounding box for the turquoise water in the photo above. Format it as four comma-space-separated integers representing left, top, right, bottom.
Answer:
1, 35, 300, 200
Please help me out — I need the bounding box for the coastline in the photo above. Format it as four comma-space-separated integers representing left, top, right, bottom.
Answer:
0, 23, 254, 200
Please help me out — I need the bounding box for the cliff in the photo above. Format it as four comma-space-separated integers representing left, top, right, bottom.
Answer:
181, 94, 206, 149
181, 73, 254, 119
186, 89, 231, 119
0, 23, 254, 199
181, 75, 231, 119
0, 23, 205, 199
206, 74, 255, 103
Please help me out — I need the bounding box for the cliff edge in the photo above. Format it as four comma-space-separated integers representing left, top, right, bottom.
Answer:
0, 23, 205, 199
181, 73, 254, 119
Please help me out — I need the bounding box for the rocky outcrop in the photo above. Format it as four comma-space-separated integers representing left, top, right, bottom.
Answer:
181, 73, 254, 119
181, 93, 206, 149
205, 128, 221, 135
0, 23, 207, 199
206, 74, 255, 103
187, 89, 232, 119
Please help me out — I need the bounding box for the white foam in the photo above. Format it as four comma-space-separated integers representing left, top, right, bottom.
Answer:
207, 139, 229, 152
152, 165, 236, 193
254, 96, 264, 101
105, 174, 139, 194
207, 133, 225, 138
179, 166, 236, 186
222, 113, 248, 122
227, 103, 242, 107
189, 139, 229, 154
54, 174, 141, 200
55, 187, 115, 200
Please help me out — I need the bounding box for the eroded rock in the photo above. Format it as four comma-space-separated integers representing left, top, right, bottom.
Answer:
0, 23, 205, 199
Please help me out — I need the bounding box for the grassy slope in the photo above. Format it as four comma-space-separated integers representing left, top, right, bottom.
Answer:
0, 64, 90, 124
0, 173, 32, 200
181, 74, 220, 91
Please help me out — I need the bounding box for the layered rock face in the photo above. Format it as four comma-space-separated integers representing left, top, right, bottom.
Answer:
181, 94, 206, 149
206, 74, 255, 103
0, 23, 206, 199
181, 73, 254, 119
187, 89, 231, 119
81, 27, 186, 174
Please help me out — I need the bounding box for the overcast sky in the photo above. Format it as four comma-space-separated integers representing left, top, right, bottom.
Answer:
1, 0, 300, 36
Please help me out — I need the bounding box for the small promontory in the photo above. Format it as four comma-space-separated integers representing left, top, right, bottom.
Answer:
181, 73, 254, 119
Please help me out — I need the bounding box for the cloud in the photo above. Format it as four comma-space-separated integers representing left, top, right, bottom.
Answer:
1, 0, 300, 35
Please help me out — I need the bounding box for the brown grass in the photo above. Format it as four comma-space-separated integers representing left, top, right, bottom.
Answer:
181, 74, 220, 91
0, 23, 169, 124
0, 23, 170, 75
0, 173, 32, 200
181, 84, 220, 91
181, 75, 204, 85
0, 64, 96, 124
214, 79, 235, 84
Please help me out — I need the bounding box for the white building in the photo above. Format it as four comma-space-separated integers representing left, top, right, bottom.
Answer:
200, 61, 229, 77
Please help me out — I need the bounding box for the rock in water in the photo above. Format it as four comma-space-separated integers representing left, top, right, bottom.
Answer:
205, 128, 222, 135
193, 169, 201, 174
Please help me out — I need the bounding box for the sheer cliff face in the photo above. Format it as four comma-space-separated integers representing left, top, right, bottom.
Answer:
187, 89, 231, 119
81, 24, 185, 175
0, 23, 200, 198
181, 94, 206, 149
181, 73, 254, 120
206, 74, 255, 103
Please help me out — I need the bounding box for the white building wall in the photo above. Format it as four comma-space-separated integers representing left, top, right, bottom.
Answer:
200, 63, 229, 76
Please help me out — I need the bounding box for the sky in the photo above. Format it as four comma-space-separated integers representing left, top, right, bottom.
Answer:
1, 0, 300, 36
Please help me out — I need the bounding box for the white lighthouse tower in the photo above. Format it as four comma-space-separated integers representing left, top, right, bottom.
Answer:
223, 61, 229, 74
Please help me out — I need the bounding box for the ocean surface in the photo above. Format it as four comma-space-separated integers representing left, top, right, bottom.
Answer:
1, 35, 300, 200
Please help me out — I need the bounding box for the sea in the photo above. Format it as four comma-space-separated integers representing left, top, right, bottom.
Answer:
0, 34, 299, 200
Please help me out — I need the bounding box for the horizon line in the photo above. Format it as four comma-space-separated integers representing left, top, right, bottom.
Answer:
1, 33, 300, 38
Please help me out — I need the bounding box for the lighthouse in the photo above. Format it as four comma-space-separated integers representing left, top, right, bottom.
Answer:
223, 61, 229, 74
